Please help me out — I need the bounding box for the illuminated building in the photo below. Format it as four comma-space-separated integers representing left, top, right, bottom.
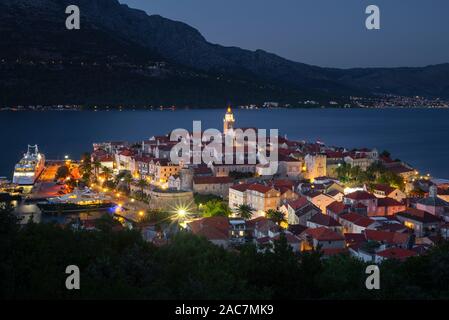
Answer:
223, 105, 235, 135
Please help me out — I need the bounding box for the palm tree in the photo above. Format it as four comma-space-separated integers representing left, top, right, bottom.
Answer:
266, 209, 286, 226
236, 204, 254, 220
93, 160, 102, 179
102, 166, 113, 181
137, 178, 148, 194
123, 172, 133, 187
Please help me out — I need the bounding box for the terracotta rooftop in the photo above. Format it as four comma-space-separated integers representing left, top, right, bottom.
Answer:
193, 176, 233, 185
364, 229, 410, 245
303, 227, 345, 241
345, 190, 377, 201
288, 197, 310, 210
340, 212, 376, 228
247, 184, 275, 194
230, 183, 252, 192
397, 208, 441, 224
373, 184, 396, 194
327, 201, 347, 215
308, 214, 341, 227
188, 217, 229, 240
376, 248, 417, 261
377, 197, 403, 207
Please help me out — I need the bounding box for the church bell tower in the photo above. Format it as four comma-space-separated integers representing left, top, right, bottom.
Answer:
223, 105, 235, 135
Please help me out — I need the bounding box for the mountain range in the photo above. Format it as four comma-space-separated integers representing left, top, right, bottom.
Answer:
1, 0, 449, 108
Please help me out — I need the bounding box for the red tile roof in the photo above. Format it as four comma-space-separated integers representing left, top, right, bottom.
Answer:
373, 184, 396, 195
119, 149, 134, 156
364, 230, 409, 245
345, 191, 376, 201
246, 216, 269, 229
134, 155, 153, 163
288, 197, 310, 210
325, 151, 344, 159
309, 214, 341, 227
327, 201, 347, 215
340, 212, 376, 228
269, 179, 295, 189
188, 217, 229, 240
194, 166, 213, 175
303, 227, 345, 241
247, 184, 274, 194
397, 208, 441, 224
344, 233, 367, 245
376, 248, 417, 261
230, 183, 252, 192
377, 197, 403, 207
98, 155, 114, 162
193, 176, 233, 185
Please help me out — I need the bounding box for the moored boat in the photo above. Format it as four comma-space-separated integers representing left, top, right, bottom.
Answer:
12, 145, 45, 185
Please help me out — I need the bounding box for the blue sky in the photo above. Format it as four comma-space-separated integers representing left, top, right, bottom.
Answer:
121, 0, 449, 68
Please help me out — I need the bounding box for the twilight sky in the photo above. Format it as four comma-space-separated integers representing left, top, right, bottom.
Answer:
120, 0, 449, 68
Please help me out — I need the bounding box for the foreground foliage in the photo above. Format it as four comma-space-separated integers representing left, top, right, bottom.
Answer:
1, 208, 449, 300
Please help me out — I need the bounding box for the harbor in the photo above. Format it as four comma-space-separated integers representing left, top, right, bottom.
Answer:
0, 147, 126, 226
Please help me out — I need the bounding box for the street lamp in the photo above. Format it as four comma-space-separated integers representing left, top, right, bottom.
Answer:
178, 209, 187, 217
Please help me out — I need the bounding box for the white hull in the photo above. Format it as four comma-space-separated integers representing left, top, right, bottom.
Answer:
13, 145, 45, 186
13, 165, 44, 185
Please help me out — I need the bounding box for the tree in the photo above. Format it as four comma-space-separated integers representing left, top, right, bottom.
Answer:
137, 178, 148, 194
380, 150, 391, 158
55, 165, 70, 180
266, 209, 286, 225
236, 204, 254, 220
93, 160, 102, 179
78, 153, 93, 183
201, 200, 231, 217
102, 166, 113, 181
116, 171, 133, 192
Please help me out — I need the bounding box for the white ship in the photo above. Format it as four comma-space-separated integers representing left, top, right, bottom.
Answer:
13, 145, 46, 185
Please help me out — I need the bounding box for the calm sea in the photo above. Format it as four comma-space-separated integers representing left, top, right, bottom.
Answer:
1, 108, 449, 179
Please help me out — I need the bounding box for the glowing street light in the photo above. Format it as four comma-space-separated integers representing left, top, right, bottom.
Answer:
178, 209, 187, 217
138, 211, 145, 217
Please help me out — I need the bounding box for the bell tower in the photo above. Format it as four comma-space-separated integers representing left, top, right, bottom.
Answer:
223, 105, 235, 135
